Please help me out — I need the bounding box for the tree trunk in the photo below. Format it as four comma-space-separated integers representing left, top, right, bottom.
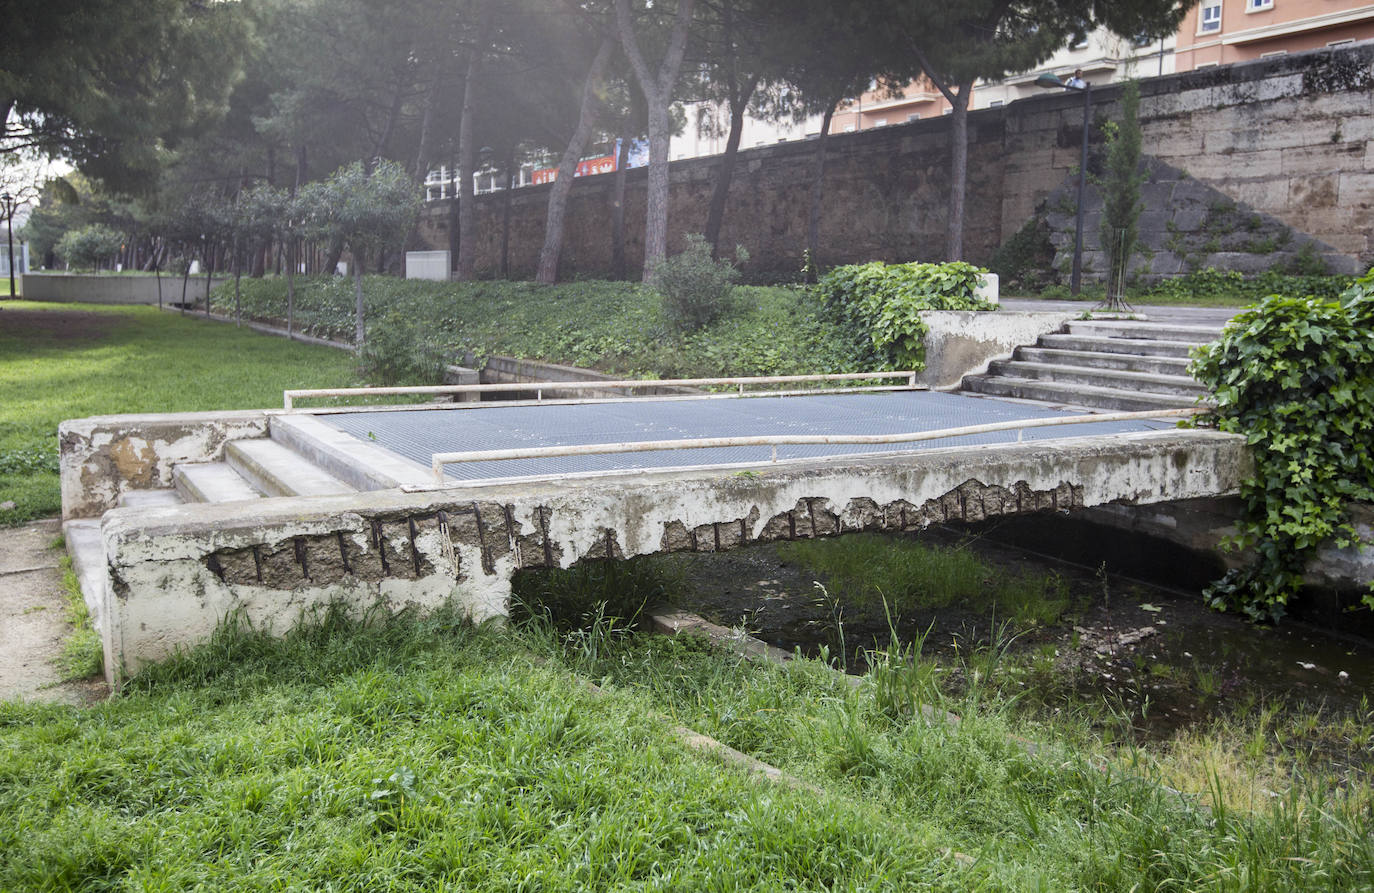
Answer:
412, 62, 443, 182
180, 249, 191, 311
536, 37, 614, 285
232, 234, 242, 327
286, 238, 296, 337
806, 99, 839, 281
611, 127, 632, 280
704, 72, 759, 258
323, 237, 344, 277
455, 6, 495, 281
500, 144, 515, 279
945, 80, 973, 262
353, 250, 366, 348
615, 0, 696, 283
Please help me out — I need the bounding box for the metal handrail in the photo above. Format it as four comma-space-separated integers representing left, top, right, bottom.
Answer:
429, 407, 1206, 482
283, 371, 920, 409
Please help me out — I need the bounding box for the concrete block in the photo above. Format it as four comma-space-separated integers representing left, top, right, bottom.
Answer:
1282, 142, 1366, 177
1169, 207, 1208, 233
59, 410, 272, 520
917, 311, 1072, 388
1223, 180, 1289, 213
1200, 252, 1276, 275
1339, 171, 1374, 207
1288, 175, 1340, 209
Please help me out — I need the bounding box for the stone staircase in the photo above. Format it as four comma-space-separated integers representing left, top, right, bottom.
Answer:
960, 319, 1222, 412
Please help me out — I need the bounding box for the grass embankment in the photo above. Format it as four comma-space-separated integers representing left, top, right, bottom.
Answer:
1, 604, 1370, 889
214, 276, 865, 381
0, 302, 357, 525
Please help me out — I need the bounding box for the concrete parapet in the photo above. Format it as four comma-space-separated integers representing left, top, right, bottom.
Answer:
95, 428, 1248, 683
22, 273, 231, 304
918, 311, 1073, 389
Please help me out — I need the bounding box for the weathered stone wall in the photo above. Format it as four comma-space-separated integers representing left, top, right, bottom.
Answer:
419, 43, 1373, 281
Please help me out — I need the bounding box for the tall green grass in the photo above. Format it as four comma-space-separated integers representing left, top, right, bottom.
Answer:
778, 532, 1074, 627
2, 601, 1370, 888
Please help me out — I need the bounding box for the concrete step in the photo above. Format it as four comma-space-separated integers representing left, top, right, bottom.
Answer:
986, 360, 1207, 397
1037, 333, 1200, 359
62, 518, 107, 633
962, 374, 1200, 412
1014, 347, 1193, 376
269, 414, 433, 491
224, 438, 356, 498
1066, 321, 1224, 344
174, 462, 264, 504
117, 489, 185, 509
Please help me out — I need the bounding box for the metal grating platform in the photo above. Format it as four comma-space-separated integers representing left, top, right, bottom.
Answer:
319, 391, 1180, 483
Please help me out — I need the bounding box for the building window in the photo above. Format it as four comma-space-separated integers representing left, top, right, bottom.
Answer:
1200, 2, 1221, 32
874, 118, 887, 127
942, 108, 953, 115
1194, 61, 1219, 70
907, 113, 920, 122
1246, 0, 1273, 11
1328, 38, 1355, 47
1260, 50, 1286, 58
842, 124, 856, 133
988, 99, 1004, 108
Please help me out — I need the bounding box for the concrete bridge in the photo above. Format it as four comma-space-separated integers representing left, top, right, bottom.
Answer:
60, 383, 1249, 685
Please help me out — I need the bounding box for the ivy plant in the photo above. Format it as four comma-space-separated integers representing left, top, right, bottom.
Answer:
816, 261, 996, 371
1190, 271, 1374, 620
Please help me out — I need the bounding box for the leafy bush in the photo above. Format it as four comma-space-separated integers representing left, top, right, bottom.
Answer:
989, 218, 1056, 292
357, 317, 452, 385
1147, 268, 1353, 304
55, 224, 124, 271
652, 233, 748, 334
1190, 270, 1374, 620
816, 261, 996, 370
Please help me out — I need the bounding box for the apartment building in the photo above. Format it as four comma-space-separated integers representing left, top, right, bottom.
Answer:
1176, 0, 1374, 70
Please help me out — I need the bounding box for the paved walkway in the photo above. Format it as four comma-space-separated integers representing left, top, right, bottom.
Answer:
0, 518, 106, 705
1000, 297, 1242, 328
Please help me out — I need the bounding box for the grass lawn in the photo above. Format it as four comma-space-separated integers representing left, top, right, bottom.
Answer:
2, 607, 1370, 890
0, 301, 358, 525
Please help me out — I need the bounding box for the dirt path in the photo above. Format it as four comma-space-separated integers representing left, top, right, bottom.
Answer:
0, 519, 107, 705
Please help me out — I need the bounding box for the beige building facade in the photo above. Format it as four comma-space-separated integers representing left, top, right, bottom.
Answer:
1176, 0, 1374, 70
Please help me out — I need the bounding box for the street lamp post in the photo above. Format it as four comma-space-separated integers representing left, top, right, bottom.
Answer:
0, 192, 15, 298
1035, 73, 1091, 296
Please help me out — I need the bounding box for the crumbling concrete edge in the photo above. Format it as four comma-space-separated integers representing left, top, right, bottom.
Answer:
93, 429, 1249, 685
59, 410, 272, 520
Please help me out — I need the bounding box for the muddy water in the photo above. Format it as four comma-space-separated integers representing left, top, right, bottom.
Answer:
666, 524, 1374, 743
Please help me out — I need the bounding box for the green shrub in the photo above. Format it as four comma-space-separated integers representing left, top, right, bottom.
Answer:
1145, 268, 1353, 304
652, 233, 748, 334
357, 317, 451, 385
1189, 270, 1374, 620
55, 224, 124, 271
816, 261, 996, 370
989, 218, 1056, 292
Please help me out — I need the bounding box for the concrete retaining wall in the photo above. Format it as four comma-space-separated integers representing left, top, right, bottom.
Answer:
23, 273, 231, 305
